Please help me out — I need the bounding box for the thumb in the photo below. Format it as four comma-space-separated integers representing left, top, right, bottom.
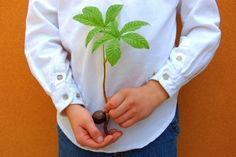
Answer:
85, 123, 104, 143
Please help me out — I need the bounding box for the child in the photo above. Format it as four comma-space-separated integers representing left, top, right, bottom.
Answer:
24, 0, 221, 156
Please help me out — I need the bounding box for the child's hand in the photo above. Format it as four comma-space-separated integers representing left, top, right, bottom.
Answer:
64, 104, 122, 149
104, 80, 169, 128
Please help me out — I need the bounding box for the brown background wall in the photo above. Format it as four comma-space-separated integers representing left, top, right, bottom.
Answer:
0, 1, 235, 156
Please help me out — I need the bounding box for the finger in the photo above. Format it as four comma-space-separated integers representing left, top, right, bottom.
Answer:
108, 129, 117, 134
104, 91, 126, 112
95, 135, 114, 148
114, 109, 135, 124
120, 117, 138, 128
85, 122, 104, 143
78, 126, 114, 149
101, 128, 117, 137
76, 126, 100, 148
109, 131, 123, 144
109, 98, 130, 119
108, 128, 123, 135
102, 129, 122, 146
83, 139, 103, 149
105, 128, 123, 144
83, 135, 113, 149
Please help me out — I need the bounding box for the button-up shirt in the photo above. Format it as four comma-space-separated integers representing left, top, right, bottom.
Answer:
24, 0, 221, 153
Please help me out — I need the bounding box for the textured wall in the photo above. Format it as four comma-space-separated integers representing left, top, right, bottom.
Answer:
0, 1, 235, 156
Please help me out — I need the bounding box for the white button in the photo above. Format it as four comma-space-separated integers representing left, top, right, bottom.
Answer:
62, 94, 69, 100
176, 56, 183, 61
57, 74, 63, 80
162, 73, 169, 80
76, 93, 80, 98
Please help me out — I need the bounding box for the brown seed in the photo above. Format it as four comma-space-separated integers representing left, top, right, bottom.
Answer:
92, 110, 107, 124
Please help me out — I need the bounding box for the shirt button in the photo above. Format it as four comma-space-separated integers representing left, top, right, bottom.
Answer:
62, 94, 69, 100
176, 56, 183, 61
162, 73, 169, 80
76, 93, 80, 98
57, 74, 63, 80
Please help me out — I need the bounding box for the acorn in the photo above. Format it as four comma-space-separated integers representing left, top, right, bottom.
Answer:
92, 110, 107, 124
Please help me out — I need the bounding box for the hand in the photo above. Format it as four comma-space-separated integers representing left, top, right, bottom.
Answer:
104, 80, 169, 128
63, 104, 122, 149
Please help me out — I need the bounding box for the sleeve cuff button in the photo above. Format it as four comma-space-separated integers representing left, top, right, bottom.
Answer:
57, 74, 63, 80
176, 56, 183, 61
62, 94, 69, 100
76, 93, 80, 98
162, 73, 170, 80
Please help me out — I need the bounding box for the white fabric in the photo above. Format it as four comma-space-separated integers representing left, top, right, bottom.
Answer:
24, 0, 221, 153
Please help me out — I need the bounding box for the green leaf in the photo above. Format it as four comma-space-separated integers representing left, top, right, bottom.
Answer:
104, 20, 120, 37
121, 32, 150, 49
120, 20, 150, 34
92, 34, 114, 53
105, 39, 121, 66
82, 6, 104, 26
85, 27, 102, 47
73, 14, 98, 26
105, 4, 123, 25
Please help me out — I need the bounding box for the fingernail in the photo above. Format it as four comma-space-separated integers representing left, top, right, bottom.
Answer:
96, 136, 103, 143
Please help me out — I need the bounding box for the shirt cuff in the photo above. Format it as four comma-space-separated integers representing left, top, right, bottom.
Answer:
50, 83, 84, 117
149, 49, 188, 97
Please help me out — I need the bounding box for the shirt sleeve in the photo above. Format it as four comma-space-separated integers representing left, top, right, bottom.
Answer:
150, 0, 221, 97
24, 0, 85, 116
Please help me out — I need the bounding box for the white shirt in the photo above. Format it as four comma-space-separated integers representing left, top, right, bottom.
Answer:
24, 0, 221, 153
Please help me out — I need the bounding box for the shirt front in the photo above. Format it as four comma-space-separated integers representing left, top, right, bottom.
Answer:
24, 0, 221, 153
